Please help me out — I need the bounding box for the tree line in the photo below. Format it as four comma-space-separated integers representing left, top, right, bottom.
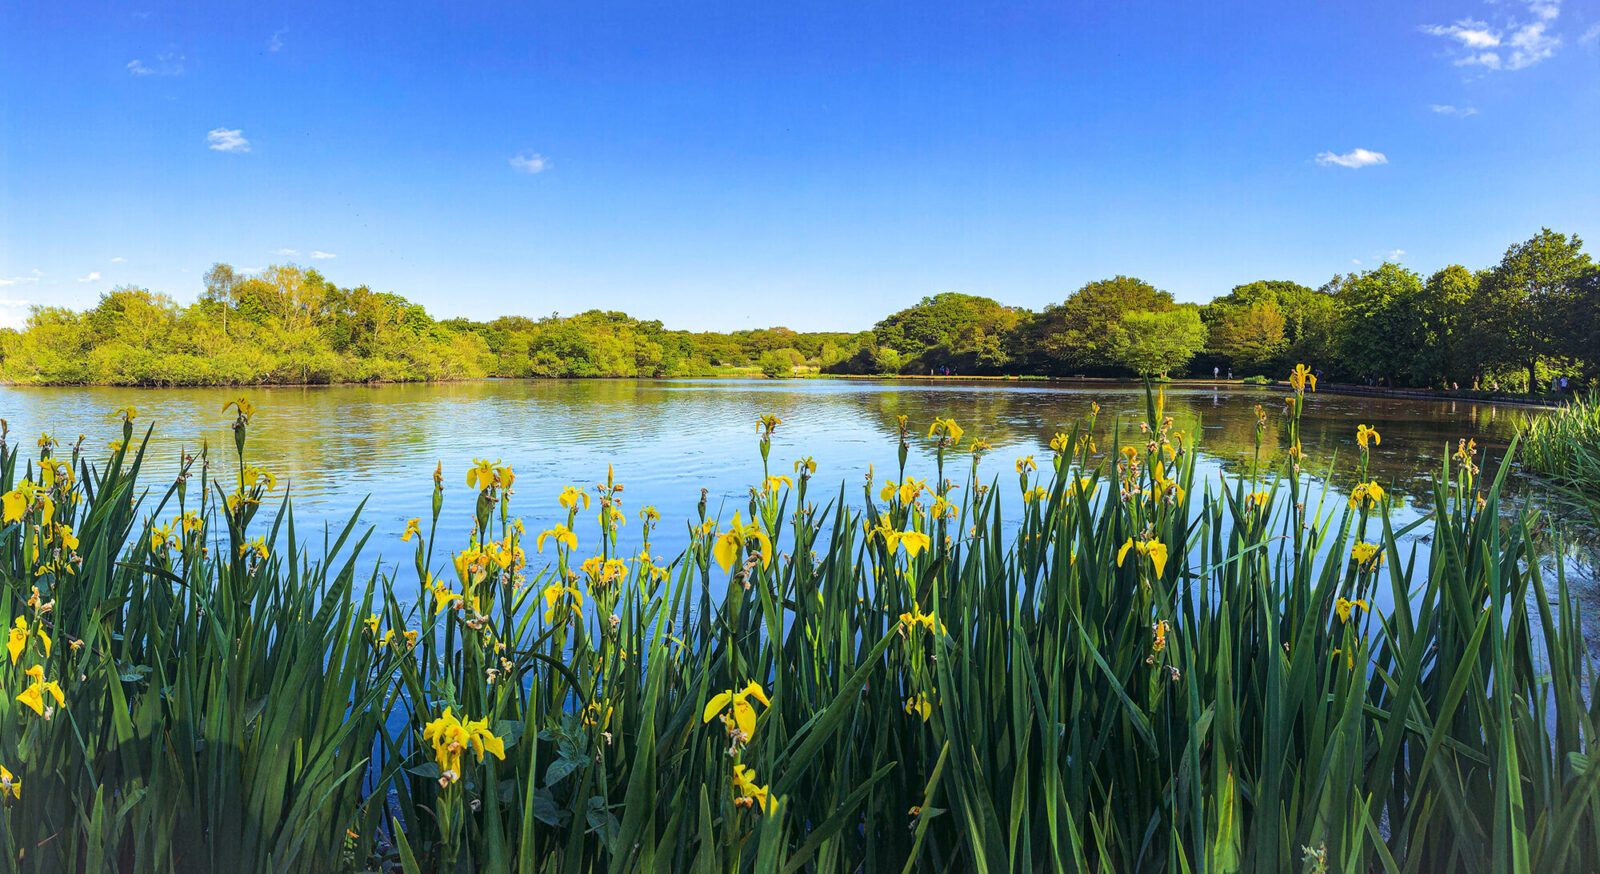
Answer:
1, 228, 1593, 390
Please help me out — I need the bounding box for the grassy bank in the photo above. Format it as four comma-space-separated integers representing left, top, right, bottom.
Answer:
0, 377, 1595, 873
1523, 392, 1600, 496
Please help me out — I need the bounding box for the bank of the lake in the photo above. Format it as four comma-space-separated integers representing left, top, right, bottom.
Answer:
2, 379, 1595, 872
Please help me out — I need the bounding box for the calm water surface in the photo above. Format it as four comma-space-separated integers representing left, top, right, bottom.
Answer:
2, 379, 1592, 642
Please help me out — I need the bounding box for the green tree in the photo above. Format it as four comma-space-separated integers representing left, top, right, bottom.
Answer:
871, 292, 1025, 374
1108, 307, 1207, 377
1333, 263, 1424, 385
1206, 301, 1286, 373
759, 350, 794, 378
1031, 276, 1174, 373
1478, 229, 1591, 391
1411, 266, 1479, 387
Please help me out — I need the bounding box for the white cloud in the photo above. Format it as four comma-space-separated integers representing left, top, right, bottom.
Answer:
206, 128, 251, 152
77, 272, 102, 283
309, 251, 336, 259
1352, 259, 1363, 265
1456, 51, 1503, 68
1582, 23, 1600, 44
269, 27, 288, 52
1423, 2, 1564, 71
510, 153, 550, 174
1529, 1, 1562, 22
272, 248, 299, 256
0, 299, 32, 330
126, 52, 184, 76
110, 256, 126, 263
1505, 20, 1560, 68
1316, 148, 1388, 168
1430, 104, 1479, 116
1423, 18, 1501, 48
1384, 249, 1406, 260
0, 275, 40, 287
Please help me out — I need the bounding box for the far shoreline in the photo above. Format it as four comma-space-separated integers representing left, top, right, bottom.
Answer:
0, 372, 1566, 409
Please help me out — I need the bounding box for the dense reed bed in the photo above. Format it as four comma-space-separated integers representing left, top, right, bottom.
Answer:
1523, 392, 1600, 500
0, 374, 1596, 873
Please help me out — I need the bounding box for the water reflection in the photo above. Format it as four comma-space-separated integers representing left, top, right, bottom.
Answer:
0, 378, 1567, 564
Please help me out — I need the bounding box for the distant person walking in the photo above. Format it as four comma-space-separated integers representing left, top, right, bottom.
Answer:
1213, 366, 1219, 380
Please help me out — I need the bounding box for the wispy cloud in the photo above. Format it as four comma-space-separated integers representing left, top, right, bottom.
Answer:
110, 256, 126, 263
1505, 21, 1560, 68
272, 248, 299, 256
206, 128, 250, 152
126, 51, 184, 76
1423, 18, 1501, 50
1429, 104, 1479, 116
309, 251, 336, 260
510, 153, 550, 174
269, 27, 288, 52
1384, 249, 1407, 260
1422, 1, 1564, 71
1315, 148, 1388, 169
77, 272, 102, 283
0, 275, 40, 287
0, 299, 32, 330
1582, 23, 1600, 44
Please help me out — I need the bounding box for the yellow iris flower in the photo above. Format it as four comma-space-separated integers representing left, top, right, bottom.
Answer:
712, 513, 773, 573
927, 417, 963, 447
466, 458, 502, 490
874, 519, 931, 557
2, 489, 28, 524
536, 524, 578, 553
0, 765, 18, 800
1335, 597, 1369, 623
580, 556, 629, 590
878, 478, 927, 505
7, 618, 28, 665
898, 602, 945, 637
731, 764, 770, 812
541, 584, 585, 623
904, 693, 933, 723
222, 396, 255, 422
175, 511, 204, 535
1355, 424, 1381, 449
1289, 363, 1317, 393
427, 578, 463, 615
559, 485, 591, 512
1117, 537, 1170, 577
422, 707, 506, 785
149, 524, 176, 553
703, 681, 770, 738
1348, 481, 1386, 510
16, 664, 64, 717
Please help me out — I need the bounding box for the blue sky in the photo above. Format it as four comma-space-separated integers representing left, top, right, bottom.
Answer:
2, 1, 1598, 332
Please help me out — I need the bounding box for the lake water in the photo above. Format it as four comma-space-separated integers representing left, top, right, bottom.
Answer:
2, 379, 1592, 637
